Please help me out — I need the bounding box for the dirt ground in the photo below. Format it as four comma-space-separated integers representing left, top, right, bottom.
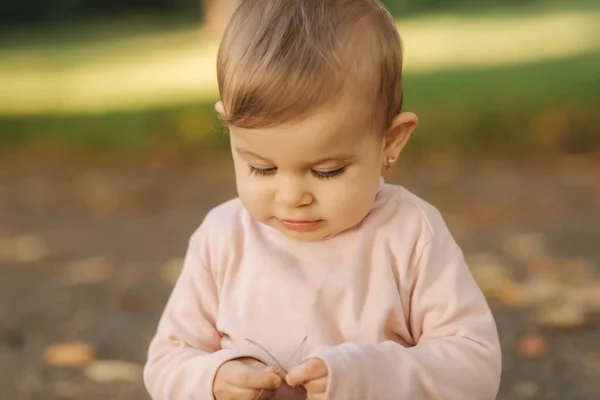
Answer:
0, 152, 599, 400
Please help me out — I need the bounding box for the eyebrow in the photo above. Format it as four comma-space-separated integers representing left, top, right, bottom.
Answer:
235, 147, 274, 164
310, 154, 357, 165
235, 147, 356, 166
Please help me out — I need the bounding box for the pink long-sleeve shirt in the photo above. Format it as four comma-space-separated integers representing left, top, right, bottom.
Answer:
144, 182, 501, 399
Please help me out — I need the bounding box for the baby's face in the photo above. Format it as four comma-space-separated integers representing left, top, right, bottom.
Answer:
228, 100, 385, 242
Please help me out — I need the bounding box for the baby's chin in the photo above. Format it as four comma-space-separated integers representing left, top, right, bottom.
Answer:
262, 221, 334, 242
272, 220, 358, 242
276, 226, 336, 242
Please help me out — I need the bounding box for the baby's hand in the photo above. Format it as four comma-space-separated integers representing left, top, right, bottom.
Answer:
213, 357, 282, 400
286, 358, 328, 400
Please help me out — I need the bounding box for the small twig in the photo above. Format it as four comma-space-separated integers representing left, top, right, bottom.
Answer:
246, 338, 288, 373
253, 367, 282, 400
253, 388, 263, 400
287, 335, 308, 364
247, 335, 309, 400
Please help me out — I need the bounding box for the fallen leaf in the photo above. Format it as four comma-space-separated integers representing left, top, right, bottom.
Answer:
517, 334, 547, 359
535, 300, 590, 331
555, 257, 597, 285
83, 360, 143, 383
57, 258, 110, 285
0, 234, 50, 264
523, 256, 559, 282
564, 281, 600, 313
467, 253, 518, 306
43, 342, 96, 367
115, 289, 148, 313
162, 257, 185, 286
494, 280, 523, 308
513, 278, 562, 308
503, 233, 548, 263
514, 380, 541, 398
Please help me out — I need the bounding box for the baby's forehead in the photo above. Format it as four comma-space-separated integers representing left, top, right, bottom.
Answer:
231, 105, 376, 160
231, 93, 375, 133
247, 98, 370, 134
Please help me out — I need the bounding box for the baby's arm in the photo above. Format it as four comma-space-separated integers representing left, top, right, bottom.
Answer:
307, 230, 501, 399
143, 232, 268, 399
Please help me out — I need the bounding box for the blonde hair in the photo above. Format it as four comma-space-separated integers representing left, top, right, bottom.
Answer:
216, 0, 403, 133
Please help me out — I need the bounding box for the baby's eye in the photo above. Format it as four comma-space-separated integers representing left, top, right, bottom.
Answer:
248, 165, 277, 177
312, 166, 346, 179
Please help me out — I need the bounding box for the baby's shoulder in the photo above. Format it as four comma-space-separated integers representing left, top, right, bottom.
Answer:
382, 184, 451, 242
204, 197, 245, 227
190, 197, 246, 242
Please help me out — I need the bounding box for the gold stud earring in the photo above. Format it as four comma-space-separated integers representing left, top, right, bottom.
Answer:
385, 156, 396, 171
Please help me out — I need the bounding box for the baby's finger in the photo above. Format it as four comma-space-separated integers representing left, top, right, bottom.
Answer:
229, 363, 282, 390
304, 376, 327, 394
306, 393, 326, 400
214, 384, 261, 400
286, 359, 327, 386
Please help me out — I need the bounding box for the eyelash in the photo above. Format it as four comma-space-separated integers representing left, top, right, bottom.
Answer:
248, 165, 346, 179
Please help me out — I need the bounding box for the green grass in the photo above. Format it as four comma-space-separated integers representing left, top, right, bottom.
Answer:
2, 6, 598, 115
1, 50, 598, 156
1, 4, 599, 157
0, 102, 228, 154
404, 51, 600, 155
385, 0, 600, 19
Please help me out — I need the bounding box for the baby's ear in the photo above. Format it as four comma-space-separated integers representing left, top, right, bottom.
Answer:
383, 111, 418, 154
214, 101, 225, 117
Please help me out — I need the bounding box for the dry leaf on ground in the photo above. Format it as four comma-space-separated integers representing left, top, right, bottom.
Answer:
513, 278, 562, 308
83, 360, 143, 383
57, 258, 111, 285
564, 281, 600, 313
503, 233, 548, 263
535, 300, 590, 331
467, 253, 520, 307
43, 342, 96, 367
517, 334, 548, 359
0, 234, 50, 264
555, 257, 597, 285
514, 380, 541, 398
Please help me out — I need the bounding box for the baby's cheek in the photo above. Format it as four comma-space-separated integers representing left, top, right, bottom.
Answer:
239, 184, 271, 219
331, 188, 373, 226
321, 194, 355, 226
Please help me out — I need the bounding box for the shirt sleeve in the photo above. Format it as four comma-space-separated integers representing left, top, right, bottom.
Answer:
306, 233, 502, 400
143, 231, 268, 400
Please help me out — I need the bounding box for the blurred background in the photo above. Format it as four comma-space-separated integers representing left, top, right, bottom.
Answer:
0, 0, 599, 399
